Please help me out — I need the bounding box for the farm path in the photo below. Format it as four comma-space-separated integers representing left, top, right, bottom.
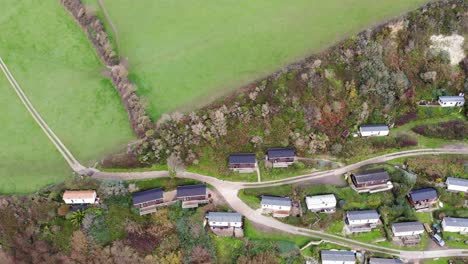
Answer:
0, 57, 86, 173
93, 147, 468, 260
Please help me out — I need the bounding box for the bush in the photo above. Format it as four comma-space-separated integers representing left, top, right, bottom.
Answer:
412, 120, 468, 140
57, 205, 70, 216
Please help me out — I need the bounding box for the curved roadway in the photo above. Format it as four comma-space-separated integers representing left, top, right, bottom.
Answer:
94, 147, 468, 261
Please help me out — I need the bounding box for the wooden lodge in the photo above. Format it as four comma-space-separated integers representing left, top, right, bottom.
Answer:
132, 188, 165, 215
265, 148, 295, 168
408, 188, 438, 210
350, 169, 393, 193
228, 153, 258, 173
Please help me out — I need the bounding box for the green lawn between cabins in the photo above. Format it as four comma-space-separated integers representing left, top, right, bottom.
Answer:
90, 0, 430, 120
0, 0, 134, 193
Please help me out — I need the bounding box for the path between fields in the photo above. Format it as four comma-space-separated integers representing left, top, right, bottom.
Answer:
0, 57, 86, 173
93, 147, 468, 260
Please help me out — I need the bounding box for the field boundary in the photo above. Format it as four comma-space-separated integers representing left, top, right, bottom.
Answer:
60, 0, 153, 138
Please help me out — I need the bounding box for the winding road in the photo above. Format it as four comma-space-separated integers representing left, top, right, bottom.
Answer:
2, 56, 468, 261
93, 147, 468, 261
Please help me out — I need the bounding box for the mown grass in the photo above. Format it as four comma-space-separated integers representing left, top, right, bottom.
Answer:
442, 232, 468, 249
244, 219, 311, 248
0, 70, 71, 193
0, 1, 135, 193
93, 0, 430, 120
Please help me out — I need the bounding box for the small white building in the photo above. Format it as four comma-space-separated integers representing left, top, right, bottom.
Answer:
321, 250, 356, 264
442, 217, 468, 234
438, 95, 465, 107
305, 194, 337, 213
446, 177, 468, 193
392, 221, 424, 237
261, 196, 292, 217
359, 124, 390, 137
62, 190, 98, 204
205, 212, 243, 228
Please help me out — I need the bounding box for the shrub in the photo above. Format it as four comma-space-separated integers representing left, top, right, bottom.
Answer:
57, 205, 70, 217
412, 120, 468, 140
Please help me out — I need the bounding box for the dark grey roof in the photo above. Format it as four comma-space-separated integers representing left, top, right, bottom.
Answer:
446, 177, 468, 187
369, 258, 403, 264
267, 148, 295, 159
206, 212, 242, 222
321, 250, 356, 261
176, 184, 206, 198
439, 96, 465, 103
409, 188, 437, 202
229, 153, 256, 164
392, 222, 424, 233
261, 195, 291, 207
347, 210, 380, 221
352, 169, 390, 184
443, 217, 468, 228
360, 124, 389, 132
132, 188, 163, 205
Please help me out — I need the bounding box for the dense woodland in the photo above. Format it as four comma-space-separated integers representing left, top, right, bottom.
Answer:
109, 0, 468, 171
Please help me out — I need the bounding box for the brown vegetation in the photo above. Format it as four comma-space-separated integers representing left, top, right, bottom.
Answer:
61, 0, 153, 138
133, 0, 467, 168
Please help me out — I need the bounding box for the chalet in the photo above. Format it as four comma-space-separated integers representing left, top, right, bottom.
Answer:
205, 212, 243, 228
438, 95, 465, 107
132, 188, 164, 215
228, 153, 257, 173
305, 194, 337, 213
392, 221, 424, 245
350, 169, 393, 193
346, 210, 380, 233
265, 148, 295, 168
442, 217, 468, 234
176, 185, 208, 208
62, 190, 98, 205
446, 177, 468, 193
320, 250, 356, 264
359, 124, 389, 137
368, 258, 403, 264
261, 195, 292, 217
408, 188, 438, 210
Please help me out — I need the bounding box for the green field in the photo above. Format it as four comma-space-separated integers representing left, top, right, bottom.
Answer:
0, 1, 134, 193
94, 0, 430, 119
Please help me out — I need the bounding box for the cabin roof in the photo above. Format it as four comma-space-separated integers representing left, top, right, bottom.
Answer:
409, 188, 438, 202
176, 184, 207, 198
352, 169, 390, 184
369, 258, 404, 264
305, 194, 337, 206
359, 124, 389, 132
266, 148, 295, 159
132, 188, 163, 205
347, 210, 380, 221
321, 250, 356, 261
439, 96, 465, 102
443, 217, 468, 228
229, 153, 256, 164
261, 195, 292, 207
392, 221, 424, 233
446, 177, 468, 187
206, 212, 242, 223
63, 190, 96, 200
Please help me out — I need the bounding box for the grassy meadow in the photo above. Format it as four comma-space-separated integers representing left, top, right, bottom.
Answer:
94, 0, 430, 119
0, 0, 134, 193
